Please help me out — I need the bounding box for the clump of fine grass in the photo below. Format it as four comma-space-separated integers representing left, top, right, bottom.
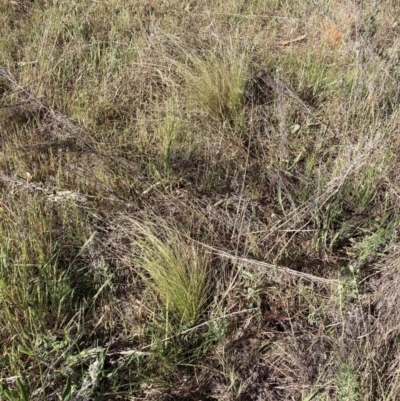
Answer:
176, 40, 249, 127
131, 220, 210, 325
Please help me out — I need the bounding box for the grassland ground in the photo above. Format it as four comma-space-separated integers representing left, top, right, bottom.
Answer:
2, 0, 400, 400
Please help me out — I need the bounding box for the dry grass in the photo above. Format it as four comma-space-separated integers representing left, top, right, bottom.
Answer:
1, 0, 400, 400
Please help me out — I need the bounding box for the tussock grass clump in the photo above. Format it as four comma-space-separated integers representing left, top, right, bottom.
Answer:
178, 42, 249, 127
131, 220, 210, 325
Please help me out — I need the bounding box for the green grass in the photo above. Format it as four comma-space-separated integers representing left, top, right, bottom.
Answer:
131, 220, 210, 325
178, 39, 249, 128
2, 0, 400, 400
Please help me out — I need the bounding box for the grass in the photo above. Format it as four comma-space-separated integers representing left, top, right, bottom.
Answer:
178, 40, 249, 127
2, 0, 400, 400
130, 219, 210, 325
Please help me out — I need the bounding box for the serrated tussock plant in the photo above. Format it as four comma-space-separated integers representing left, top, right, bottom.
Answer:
174, 39, 249, 127
131, 220, 210, 325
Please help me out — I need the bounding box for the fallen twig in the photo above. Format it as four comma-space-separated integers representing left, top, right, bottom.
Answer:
198, 242, 339, 285
276, 33, 307, 46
